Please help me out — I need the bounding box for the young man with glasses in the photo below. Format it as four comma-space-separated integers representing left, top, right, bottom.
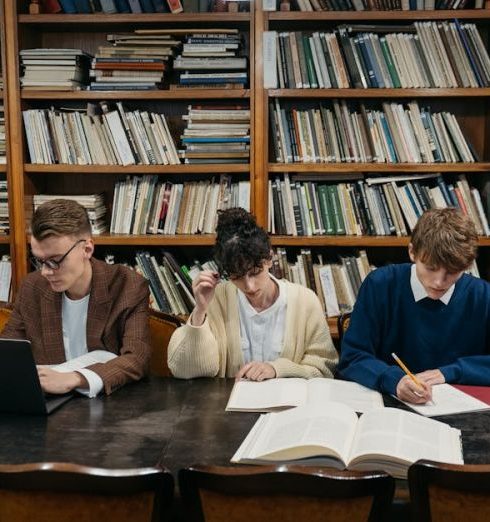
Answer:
3, 199, 151, 397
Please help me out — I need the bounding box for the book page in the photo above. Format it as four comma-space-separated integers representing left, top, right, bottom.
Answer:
307, 378, 384, 413
52, 350, 117, 373
347, 407, 463, 475
231, 401, 358, 464
226, 378, 307, 411
399, 383, 490, 417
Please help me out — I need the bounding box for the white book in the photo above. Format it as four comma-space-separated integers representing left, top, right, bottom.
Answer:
318, 264, 341, 318
226, 378, 383, 414
399, 383, 490, 417
263, 31, 278, 89
231, 402, 463, 479
103, 110, 136, 166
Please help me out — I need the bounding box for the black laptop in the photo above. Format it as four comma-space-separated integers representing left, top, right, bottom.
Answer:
0, 338, 73, 415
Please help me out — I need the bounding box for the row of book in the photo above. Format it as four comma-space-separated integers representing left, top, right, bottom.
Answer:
23, 102, 180, 166
265, 22, 490, 89
110, 175, 250, 234
179, 105, 250, 164
268, 173, 490, 237
33, 194, 107, 234
44, 0, 243, 14
0, 105, 5, 165
287, 0, 485, 10
0, 181, 9, 235
270, 99, 476, 164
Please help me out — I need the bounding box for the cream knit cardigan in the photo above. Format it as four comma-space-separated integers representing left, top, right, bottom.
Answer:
168, 280, 338, 379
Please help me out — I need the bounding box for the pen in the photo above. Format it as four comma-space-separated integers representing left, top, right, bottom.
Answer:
391, 352, 430, 400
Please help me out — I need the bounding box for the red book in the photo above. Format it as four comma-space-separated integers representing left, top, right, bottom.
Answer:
453, 385, 490, 406
43, 0, 63, 12
166, 0, 183, 12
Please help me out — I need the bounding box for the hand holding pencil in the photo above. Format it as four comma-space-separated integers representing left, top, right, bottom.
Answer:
392, 353, 433, 405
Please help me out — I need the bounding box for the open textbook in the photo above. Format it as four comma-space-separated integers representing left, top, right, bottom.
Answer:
52, 350, 117, 372
226, 378, 384, 414
399, 383, 490, 417
231, 402, 463, 479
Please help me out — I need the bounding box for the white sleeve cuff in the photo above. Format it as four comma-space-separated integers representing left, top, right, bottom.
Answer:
75, 368, 104, 398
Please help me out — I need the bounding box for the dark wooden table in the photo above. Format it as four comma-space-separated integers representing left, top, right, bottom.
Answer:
2, 377, 490, 520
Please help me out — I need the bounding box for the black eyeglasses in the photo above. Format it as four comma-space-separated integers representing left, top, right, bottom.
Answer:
31, 239, 86, 271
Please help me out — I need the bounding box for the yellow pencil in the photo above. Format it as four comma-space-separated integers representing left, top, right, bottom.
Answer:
391, 352, 425, 397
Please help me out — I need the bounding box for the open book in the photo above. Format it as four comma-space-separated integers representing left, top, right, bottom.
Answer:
399, 383, 490, 417
52, 350, 117, 373
226, 378, 384, 414
231, 402, 463, 479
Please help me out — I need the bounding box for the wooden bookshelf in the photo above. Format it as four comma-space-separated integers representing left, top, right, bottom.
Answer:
24, 164, 251, 174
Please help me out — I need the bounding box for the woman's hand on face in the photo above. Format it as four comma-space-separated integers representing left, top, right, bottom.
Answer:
190, 271, 220, 326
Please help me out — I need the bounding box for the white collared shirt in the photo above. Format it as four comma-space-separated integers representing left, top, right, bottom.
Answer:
62, 292, 103, 398
410, 264, 455, 305
238, 274, 287, 364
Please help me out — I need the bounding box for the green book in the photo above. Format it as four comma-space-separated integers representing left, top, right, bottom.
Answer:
328, 185, 346, 235
379, 37, 401, 89
302, 35, 318, 89
317, 184, 335, 235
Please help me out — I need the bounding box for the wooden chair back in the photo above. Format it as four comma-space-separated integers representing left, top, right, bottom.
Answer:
0, 462, 173, 522
408, 459, 490, 522
0, 306, 11, 334
337, 311, 352, 346
179, 464, 395, 522
148, 311, 183, 377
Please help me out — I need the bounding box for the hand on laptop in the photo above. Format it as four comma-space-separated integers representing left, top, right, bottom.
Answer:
37, 367, 88, 394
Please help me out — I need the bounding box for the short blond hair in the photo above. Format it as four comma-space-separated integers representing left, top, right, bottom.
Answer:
31, 199, 91, 240
410, 208, 478, 272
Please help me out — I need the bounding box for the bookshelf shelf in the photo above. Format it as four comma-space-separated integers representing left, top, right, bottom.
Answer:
18, 13, 252, 25
269, 88, 490, 99
267, 10, 490, 22
0, 236, 10, 245
21, 90, 251, 100
271, 236, 490, 247
24, 164, 251, 174
0, 165, 6, 173
92, 234, 216, 246
268, 163, 490, 173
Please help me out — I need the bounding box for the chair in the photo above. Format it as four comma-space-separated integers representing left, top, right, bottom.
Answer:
0, 462, 174, 522
148, 310, 184, 377
408, 459, 490, 522
336, 311, 352, 346
0, 306, 183, 377
179, 464, 395, 522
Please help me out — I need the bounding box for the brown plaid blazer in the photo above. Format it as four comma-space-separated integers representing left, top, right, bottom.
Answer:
3, 258, 151, 395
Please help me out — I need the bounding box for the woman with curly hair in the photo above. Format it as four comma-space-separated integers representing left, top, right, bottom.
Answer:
168, 208, 338, 381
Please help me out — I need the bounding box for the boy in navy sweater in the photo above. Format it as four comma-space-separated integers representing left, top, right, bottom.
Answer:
338, 208, 490, 404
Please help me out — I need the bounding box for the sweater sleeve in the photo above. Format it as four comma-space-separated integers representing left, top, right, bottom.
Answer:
338, 274, 404, 395
270, 287, 338, 379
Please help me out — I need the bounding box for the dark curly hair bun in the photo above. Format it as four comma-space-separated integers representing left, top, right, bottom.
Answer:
214, 208, 271, 278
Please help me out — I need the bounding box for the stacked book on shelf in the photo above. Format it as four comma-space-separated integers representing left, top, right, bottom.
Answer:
265, 22, 490, 89
179, 105, 251, 164
133, 252, 220, 315
51, 0, 198, 14
89, 31, 181, 91
272, 247, 372, 316
22, 101, 179, 165
172, 29, 248, 89
0, 181, 8, 234
0, 255, 11, 303
110, 174, 250, 234
33, 194, 108, 235
270, 99, 476, 164
268, 173, 490, 237
0, 105, 5, 165
288, 0, 485, 11
19, 49, 92, 91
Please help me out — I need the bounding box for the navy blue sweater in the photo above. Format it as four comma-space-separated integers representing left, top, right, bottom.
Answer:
338, 264, 490, 395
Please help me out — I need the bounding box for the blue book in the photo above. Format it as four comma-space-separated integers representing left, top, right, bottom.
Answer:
454, 19, 485, 88
420, 109, 442, 163
436, 175, 453, 207
73, 0, 92, 11
362, 34, 385, 89
152, 0, 170, 11
128, 0, 143, 11
139, 0, 155, 9
114, 0, 131, 11
59, 0, 78, 13
404, 184, 423, 219
379, 113, 397, 162
99, 0, 118, 12
447, 184, 461, 209
354, 35, 377, 88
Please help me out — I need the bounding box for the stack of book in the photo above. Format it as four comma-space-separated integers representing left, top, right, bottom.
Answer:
19, 49, 92, 91
110, 174, 250, 235
268, 173, 490, 237
179, 105, 251, 164
270, 99, 476, 164
0, 181, 8, 234
0, 105, 5, 165
289, 0, 483, 10
52, 0, 180, 13
266, 22, 490, 89
89, 31, 181, 91
272, 247, 372, 316
22, 101, 179, 166
33, 194, 107, 235
172, 29, 247, 89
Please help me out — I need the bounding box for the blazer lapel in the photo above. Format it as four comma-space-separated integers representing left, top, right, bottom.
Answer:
41, 288, 65, 363
86, 259, 112, 349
